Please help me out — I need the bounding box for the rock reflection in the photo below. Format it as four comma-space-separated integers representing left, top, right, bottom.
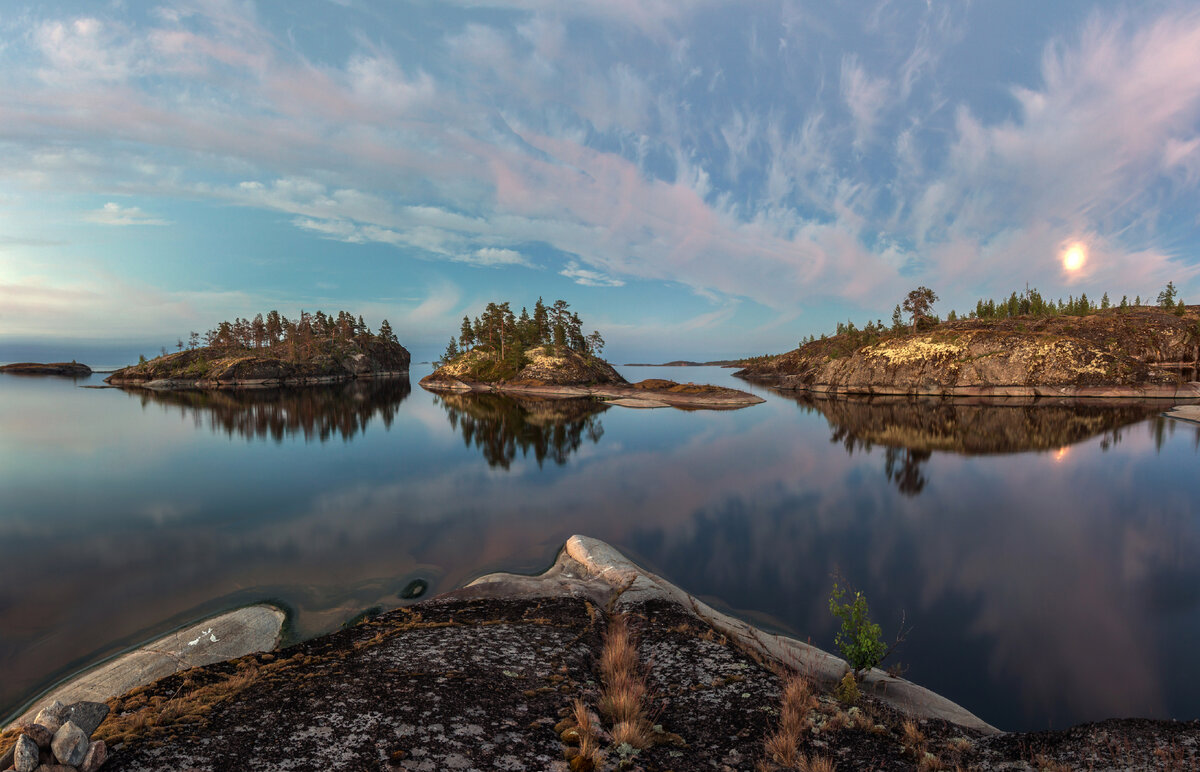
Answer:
435, 393, 607, 469
785, 393, 1170, 495
125, 377, 411, 442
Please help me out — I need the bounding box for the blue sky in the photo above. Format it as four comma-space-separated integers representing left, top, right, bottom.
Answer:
1, 0, 1199, 362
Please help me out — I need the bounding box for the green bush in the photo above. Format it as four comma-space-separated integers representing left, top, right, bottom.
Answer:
829, 582, 887, 673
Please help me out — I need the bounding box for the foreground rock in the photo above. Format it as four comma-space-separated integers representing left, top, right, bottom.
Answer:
423, 346, 764, 409
737, 307, 1200, 399
6, 605, 285, 730
0, 362, 92, 376
2, 536, 1191, 770
105, 339, 410, 390
0, 701, 108, 772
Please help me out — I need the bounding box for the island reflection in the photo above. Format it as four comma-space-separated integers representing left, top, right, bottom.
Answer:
435, 393, 607, 469
125, 377, 412, 442
780, 393, 1174, 496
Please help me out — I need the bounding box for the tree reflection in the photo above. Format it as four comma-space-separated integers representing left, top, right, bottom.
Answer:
788, 392, 1171, 496
125, 377, 411, 442
435, 393, 608, 469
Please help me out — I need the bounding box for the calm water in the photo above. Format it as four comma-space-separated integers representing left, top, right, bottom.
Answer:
2, 365, 1199, 731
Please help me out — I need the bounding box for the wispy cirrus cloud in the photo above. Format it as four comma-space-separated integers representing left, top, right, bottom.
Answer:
84, 202, 170, 226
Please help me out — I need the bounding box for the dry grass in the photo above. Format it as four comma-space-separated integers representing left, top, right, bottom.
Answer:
560, 698, 604, 771
763, 673, 818, 768
800, 754, 837, 772
902, 718, 926, 751
94, 664, 262, 747
1033, 754, 1072, 772
597, 613, 654, 750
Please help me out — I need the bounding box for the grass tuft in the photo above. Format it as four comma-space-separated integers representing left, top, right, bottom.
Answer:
597, 613, 654, 750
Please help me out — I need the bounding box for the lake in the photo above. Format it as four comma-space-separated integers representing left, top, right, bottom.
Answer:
1, 364, 1198, 732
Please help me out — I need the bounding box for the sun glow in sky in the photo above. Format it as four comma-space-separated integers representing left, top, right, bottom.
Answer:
1062, 244, 1088, 274
1, 1, 1199, 362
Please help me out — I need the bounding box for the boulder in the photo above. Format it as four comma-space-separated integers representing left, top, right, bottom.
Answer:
79, 740, 106, 772
17, 725, 51, 750
50, 722, 88, 767
31, 703, 68, 734
13, 734, 38, 772
65, 703, 108, 738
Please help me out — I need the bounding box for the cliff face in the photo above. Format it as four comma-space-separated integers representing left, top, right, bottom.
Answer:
105, 340, 410, 389
737, 308, 1200, 397
423, 345, 626, 387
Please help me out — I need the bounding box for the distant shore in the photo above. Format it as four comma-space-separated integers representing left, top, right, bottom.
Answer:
0, 361, 92, 376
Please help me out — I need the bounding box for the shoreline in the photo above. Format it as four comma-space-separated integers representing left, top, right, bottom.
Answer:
105, 369, 409, 391
5, 537, 1199, 770
735, 373, 1200, 401
419, 375, 765, 409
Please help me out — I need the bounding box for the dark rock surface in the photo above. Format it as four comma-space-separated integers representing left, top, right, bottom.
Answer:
0, 362, 91, 376
105, 339, 410, 390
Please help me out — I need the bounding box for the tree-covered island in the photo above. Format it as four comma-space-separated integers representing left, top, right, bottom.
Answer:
420, 298, 764, 409
738, 284, 1200, 398
106, 310, 410, 390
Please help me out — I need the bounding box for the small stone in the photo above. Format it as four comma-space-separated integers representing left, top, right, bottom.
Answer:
50, 722, 88, 767
13, 735, 38, 772
32, 703, 68, 735
79, 740, 106, 772
18, 726, 52, 751
65, 703, 109, 738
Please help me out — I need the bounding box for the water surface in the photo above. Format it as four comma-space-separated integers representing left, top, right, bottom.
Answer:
1, 365, 1198, 731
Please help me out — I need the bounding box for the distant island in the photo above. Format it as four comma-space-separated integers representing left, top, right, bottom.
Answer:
105, 310, 410, 390
737, 285, 1200, 399
0, 361, 92, 376
419, 298, 764, 409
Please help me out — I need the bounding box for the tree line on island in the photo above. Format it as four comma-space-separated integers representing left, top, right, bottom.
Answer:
802, 281, 1193, 348
440, 297, 604, 365
146, 309, 402, 364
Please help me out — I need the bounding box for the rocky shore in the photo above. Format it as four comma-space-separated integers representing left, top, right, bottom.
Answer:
737, 307, 1200, 399
104, 340, 410, 391
422, 346, 764, 409
0, 362, 92, 376
3, 537, 1194, 771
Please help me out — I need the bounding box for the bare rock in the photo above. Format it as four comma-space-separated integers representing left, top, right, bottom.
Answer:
50, 723, 88, 768
32, 703, 68, 735
33, 765, 78, 772
13, 735, 38, 772
17, 726, 51, 751
64, 704, 108, 739
79, 740, 106, 772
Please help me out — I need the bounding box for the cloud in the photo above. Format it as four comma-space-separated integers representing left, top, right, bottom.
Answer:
460, 247, 533, 268
559, 261, 625, 287
84, 202, 171, 226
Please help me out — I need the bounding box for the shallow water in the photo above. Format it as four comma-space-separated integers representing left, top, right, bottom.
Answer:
1, 365, 1198, 731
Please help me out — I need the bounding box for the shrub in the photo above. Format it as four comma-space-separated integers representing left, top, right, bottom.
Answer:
828, 582, 887, 673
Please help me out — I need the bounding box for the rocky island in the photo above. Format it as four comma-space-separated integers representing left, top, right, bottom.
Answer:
0, 362, 92, 376
738, 295, 1200, 400
419, 298, 764, 409
105, 310, 410, 390
3, 536, 1195, 771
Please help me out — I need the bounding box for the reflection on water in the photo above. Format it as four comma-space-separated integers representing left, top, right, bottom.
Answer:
2, 367, 1199, 732
126, 377, 412, 442
435, 393, 607, 468
782, 393, 1172, 496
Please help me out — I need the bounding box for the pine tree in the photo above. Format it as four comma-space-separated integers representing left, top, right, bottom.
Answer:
1100, 292, 1110, 310
441, 337, 459, 364
891, 304, 904, 332
459, 316, 474, 350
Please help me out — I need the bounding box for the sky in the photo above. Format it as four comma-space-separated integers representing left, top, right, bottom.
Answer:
1, 0, 1199, 363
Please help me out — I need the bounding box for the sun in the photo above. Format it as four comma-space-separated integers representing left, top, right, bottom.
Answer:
1061, 243, 1087, 273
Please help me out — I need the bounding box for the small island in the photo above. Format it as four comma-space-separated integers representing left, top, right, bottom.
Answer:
419, 298, 764, 409
105, 310, 410, 390
0, 361, 92, 376
737, 285, 1200, 400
